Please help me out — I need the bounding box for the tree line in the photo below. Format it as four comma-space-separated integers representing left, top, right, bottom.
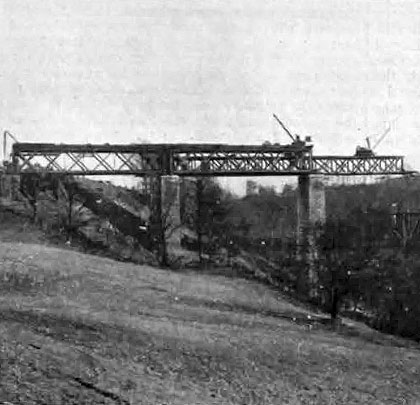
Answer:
178, 176, 420, 340
16, 170, 420, 340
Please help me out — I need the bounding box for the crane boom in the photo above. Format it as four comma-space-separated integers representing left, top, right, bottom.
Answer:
273, 114, 296, 142
372, 126, 391, 151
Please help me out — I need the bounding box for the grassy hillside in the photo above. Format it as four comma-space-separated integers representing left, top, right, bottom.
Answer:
0, 242, 419, 404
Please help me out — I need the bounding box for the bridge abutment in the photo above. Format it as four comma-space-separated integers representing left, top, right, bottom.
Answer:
297, 174, 326, 297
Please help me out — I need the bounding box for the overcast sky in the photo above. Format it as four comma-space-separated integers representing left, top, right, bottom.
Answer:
1, 0, 419, 192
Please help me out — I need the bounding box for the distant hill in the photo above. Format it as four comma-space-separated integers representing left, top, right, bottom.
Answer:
224, 176, 420, 246
326, 176, 420, 217
0, 172, 157, 265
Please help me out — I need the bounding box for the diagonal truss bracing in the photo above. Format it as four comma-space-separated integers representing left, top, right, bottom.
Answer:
311, 156, 406, 176
10, 142, 408, 176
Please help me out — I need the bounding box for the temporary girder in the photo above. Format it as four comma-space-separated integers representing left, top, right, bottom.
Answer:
9, 142, 408, 177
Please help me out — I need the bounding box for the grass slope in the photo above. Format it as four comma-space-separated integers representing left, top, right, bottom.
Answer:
0, 242, 419, 404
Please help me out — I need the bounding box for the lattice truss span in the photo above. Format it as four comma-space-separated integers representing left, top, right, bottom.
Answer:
12, 144, 162, 175
10, 143, 408, 176
312, 156, 406, 175
173, 150, 312, 176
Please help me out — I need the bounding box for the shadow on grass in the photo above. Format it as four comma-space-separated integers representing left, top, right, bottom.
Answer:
0, 271, 84, 296
0, 307, 150, 349
177, 295, 331, 326
0, 307, 243, 383
177, 296, 420, 350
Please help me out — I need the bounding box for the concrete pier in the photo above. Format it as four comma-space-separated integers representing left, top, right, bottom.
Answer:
0, 174, 20, 200
297, 174, 326, 242
160, 175, 182, 250
297, 174, 326, 296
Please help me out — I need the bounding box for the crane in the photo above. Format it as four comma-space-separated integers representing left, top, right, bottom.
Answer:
355, 124, 391, 157
272, 114, 312, 147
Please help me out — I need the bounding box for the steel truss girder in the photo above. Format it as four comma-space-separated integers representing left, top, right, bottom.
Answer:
311, 156, 406, 176
10, 143, 407, 176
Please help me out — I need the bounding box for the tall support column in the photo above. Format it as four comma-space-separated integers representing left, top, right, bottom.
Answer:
2, 174, 20, 201
297, 174, 326, 297
180, 177, 197, 229
160, 175, 182, 252
297, 175, 326, 240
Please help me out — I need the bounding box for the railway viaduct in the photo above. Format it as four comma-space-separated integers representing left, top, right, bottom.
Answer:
6, 140, 409, 255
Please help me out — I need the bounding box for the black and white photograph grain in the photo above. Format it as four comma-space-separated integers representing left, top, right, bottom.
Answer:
0, 1, 419, 404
